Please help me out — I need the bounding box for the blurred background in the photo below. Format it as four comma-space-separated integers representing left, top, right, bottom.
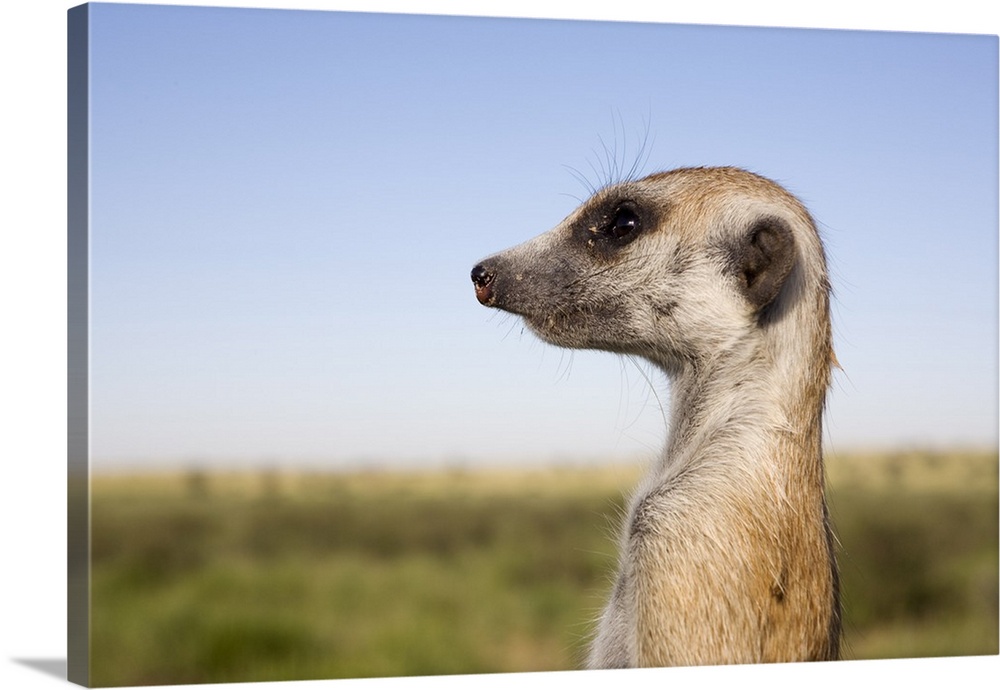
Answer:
89, 451, 998, 684
80, 3, 997, 685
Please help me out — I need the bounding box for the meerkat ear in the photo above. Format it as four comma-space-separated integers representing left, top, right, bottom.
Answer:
729, 217, 796, 312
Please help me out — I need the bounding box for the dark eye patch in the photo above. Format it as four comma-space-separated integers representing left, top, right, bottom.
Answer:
607, 205, 640, 240
592, 201, 645, 251
570, 192, 658, 259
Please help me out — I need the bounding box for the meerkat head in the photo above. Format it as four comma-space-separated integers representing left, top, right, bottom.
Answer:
471, 167, 824, 374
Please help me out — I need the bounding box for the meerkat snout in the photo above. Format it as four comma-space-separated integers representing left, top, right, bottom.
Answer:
470, 264, 495, 305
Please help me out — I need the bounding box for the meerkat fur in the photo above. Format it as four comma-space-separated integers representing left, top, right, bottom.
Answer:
471, 166, 841, 668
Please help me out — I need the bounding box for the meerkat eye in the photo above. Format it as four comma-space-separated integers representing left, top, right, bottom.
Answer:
608, 206, 640, 239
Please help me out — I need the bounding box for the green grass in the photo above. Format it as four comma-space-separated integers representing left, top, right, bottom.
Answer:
88, 452, 998, 686
827, 450, 998, 661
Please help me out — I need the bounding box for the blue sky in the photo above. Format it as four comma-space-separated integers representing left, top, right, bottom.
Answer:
84, 2, 998, 469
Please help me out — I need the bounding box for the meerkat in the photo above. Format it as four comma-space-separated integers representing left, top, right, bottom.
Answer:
470, 166, 840, 668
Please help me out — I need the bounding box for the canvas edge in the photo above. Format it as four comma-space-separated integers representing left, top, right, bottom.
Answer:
68, 3, 91, 687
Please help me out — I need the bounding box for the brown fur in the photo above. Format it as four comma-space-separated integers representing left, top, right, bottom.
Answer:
472, 166, 841, 668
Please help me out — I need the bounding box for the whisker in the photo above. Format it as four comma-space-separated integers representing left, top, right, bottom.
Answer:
560, 253, 659, 290
562, 163, 597, 198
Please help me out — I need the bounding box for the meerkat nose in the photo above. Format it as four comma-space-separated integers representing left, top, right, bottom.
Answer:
471, 263, 496, 305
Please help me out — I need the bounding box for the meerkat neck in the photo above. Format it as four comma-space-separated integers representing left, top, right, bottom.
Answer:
656, 311, 829, 488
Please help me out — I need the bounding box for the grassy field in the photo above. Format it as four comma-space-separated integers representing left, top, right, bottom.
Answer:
88, 451, 998, 686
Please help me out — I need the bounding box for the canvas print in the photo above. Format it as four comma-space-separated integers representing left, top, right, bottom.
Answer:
68, 2, 998, 686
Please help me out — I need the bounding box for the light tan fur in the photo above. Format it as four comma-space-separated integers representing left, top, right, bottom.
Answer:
472, 166, 840, 668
